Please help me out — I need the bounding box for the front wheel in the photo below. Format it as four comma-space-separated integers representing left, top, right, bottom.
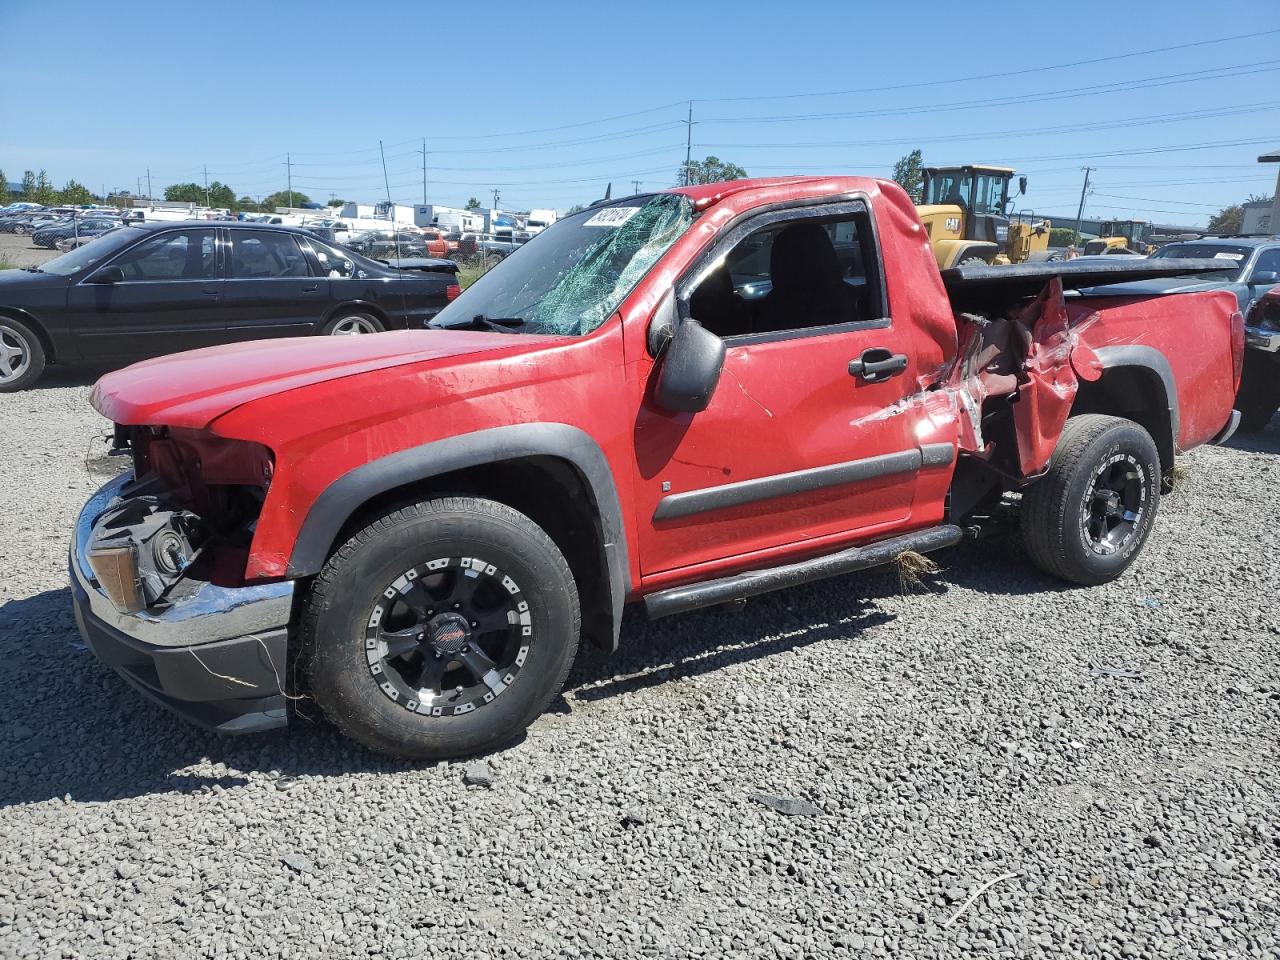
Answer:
0, 317, 47, 392
302, 497, 580, 759
1020, 415, 1161, 585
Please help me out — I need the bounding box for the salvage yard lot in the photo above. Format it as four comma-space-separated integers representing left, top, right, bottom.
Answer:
0, 381, 1277, 958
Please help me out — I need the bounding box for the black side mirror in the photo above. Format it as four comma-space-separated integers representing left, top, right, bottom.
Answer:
88, 266, 124, 284
1018, 176, 1028, 195
654, 316, 725, 413
1251, 270, 1279, 285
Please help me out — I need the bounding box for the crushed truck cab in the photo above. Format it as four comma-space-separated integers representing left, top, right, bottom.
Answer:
73, 177, 1243, 757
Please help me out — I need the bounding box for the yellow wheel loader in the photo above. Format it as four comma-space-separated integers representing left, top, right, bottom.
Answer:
916, 165, 1052, 268
1081, 220, 1153, 256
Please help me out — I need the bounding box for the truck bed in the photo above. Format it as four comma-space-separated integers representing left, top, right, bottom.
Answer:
941, 258, 1234, 311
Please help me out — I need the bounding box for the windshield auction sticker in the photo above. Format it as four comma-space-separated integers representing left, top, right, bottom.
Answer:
583, 207, 641, 228
1213, 252, 1245, 261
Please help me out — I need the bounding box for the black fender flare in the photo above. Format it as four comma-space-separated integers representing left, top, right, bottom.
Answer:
286, 422, 631, 650
1091, 345, 1179, 465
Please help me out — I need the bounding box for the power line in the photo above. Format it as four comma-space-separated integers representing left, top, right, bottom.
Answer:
698, 101, 1280, 151
697, 28, 1280, 104
698, 61, 1280, 125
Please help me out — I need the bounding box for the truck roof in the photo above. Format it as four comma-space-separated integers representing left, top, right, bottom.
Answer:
664, 176, 879, 210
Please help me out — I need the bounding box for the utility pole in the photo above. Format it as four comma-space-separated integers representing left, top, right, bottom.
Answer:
1074, 166, 1094, 244
420, 138, 428, 206
286, 153, 293, 212
146, 167, 152, 201
631, 179, 643, 194
136, 177, 141, 198
492, 188, 500, 212
683, 101, 694, 186
203, 164, 210, 208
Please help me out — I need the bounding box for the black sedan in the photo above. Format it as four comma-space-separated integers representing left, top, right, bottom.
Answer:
0, 221, 460, 390
31, 217, 120, 249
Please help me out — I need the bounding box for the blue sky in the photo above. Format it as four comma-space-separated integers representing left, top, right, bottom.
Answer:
2, 0, 1278, 225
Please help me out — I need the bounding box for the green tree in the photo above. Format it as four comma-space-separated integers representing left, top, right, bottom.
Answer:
20, 170, 37, 201
261, 190, 309, 210
1208, 204, 1243, 235
465, 196, 481, 211
0, 169, 8, 200
1049, 227, 1080, 248
891, 149, 924, 203
1208, 193, 1275, 234
237, 196, 259, 212
677, 156, 747, 186
58, 180, 94, 205
328, 198, 345, 207
565, 203, 586, 215
164, 182, 203, 203
33, 170, 56, 206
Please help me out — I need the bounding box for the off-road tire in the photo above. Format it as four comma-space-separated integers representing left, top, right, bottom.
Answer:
301, 497, 580, 759
1021, 414, 1161, 586
957, 255, 989, 266
0, 316, 47, 392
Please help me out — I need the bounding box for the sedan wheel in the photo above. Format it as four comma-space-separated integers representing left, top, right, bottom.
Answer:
325, 313, 383, 336
0, 318, 47, 392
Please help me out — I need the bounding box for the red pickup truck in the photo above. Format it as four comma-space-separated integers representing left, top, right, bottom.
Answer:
72, 177, 1243, 758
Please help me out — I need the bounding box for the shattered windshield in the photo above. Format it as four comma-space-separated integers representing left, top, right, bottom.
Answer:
430, 194, 694, 336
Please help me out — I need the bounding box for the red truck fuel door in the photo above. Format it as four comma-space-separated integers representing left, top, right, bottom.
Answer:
632, 205, 945, 579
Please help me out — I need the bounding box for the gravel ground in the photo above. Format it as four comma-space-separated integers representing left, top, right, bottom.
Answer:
0, 379, 1276, 960
0, 232, 61, 270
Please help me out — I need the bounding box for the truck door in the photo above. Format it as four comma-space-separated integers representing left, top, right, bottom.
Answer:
632, 200, 947, 578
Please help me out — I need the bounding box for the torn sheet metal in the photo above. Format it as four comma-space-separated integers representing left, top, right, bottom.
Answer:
851, 277, 1101, 481
1007, 278, 1100, 476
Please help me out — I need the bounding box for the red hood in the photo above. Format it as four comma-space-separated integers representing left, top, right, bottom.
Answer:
91, 331, 548, 429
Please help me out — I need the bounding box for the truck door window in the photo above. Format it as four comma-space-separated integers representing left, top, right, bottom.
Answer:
687, 211, 881, 341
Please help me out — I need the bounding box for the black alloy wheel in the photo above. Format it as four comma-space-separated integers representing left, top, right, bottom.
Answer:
366, 556, 531, 717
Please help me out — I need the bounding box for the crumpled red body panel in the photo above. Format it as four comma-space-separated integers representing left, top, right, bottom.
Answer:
1010, 279, 1085, 476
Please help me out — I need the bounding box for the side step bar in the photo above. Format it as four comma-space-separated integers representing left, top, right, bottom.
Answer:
643, 525, 963, 620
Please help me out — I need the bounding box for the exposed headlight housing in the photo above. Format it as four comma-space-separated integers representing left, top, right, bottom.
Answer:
87, 495, 204, 613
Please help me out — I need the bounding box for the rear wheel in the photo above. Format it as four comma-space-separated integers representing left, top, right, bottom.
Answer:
321, 311, 385, 336
302, 497, 580, 759
0, 317, 46, 392
1021, 415, 1160, 585
958, 255, 989, 266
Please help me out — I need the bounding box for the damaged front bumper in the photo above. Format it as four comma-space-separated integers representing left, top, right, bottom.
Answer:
70, 472, 295, 734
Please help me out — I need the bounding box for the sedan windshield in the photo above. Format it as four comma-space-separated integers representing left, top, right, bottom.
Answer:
36, 227, 134, 276
430, 194, 694, 336
1150, 243, 1252, 280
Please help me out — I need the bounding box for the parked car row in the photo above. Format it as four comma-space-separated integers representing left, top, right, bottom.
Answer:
0, 221, 459, 390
